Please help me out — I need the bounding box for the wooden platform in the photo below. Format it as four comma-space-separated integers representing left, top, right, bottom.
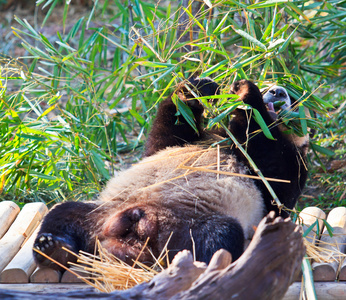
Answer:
1, 201, 346, 298
0, 201, 82, 284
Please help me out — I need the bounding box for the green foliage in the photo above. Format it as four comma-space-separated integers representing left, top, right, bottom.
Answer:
0, 0, 345, 206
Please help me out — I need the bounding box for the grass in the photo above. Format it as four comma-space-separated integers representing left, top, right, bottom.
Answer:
0, 0, 344, 209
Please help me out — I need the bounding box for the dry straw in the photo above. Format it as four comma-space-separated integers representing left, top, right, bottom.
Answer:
65, 240, 160, 292
304, 236, 346, 264
33, 226, 346, 292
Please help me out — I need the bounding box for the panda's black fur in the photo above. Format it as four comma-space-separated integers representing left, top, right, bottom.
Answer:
33, 79, 308, 270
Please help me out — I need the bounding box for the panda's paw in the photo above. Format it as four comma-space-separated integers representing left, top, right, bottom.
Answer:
189, 77, 220, 101
33, 233, 77, 270
34, 233, 61, 256
230, 79, 263, 108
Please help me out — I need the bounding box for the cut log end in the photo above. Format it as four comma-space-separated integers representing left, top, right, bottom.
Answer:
312, 263, 337, 282
30, 268, 61, 283
0, 269, 28, 284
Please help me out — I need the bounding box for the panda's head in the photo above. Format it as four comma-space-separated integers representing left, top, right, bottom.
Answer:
263, 86, 291, 120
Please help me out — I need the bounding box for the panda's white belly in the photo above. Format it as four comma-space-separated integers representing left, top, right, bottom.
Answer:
100, 145, 265, 239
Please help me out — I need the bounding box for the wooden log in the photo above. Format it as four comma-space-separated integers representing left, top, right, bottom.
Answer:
0, 201, 20, 239
0, 283, 90, 294
283, 282, 346, 300
294, 206, 326, 281
0, 227, 40, 283
61, 270, 85, 283
312, 207, 346, 281
0, 212, 305, 300
0, 282, 345, 300
338, 258, 346, 281
0, 203, 47, 272
297, 206, 326, 243
30, 267, 61, 283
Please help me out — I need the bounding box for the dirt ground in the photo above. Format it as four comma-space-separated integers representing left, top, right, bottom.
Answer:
0, 2, 90, 58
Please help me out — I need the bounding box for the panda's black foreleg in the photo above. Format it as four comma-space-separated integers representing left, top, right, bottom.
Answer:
33, 201, 98, 271
228, 80, 306, 216
144, 77, 220, 156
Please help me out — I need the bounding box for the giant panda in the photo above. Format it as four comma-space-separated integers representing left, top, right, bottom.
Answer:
33, 79, 308, 270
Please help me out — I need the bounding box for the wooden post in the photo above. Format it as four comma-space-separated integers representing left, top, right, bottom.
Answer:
297, 206, 326, 242
0, 201, 20, 238
338, 258, 346, 281
283, 282, 346, 300
312, 207, 346, 281
0, 203, 47, 272
0, 227, 40, 283
30, 267, 61, 283
61, 270, 85, 283
295, 206, 326, 281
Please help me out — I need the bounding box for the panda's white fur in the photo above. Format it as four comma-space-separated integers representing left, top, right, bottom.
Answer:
100, 145, 264, 240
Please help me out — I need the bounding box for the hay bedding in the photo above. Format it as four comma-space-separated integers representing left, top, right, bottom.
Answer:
1, 212, 305, 300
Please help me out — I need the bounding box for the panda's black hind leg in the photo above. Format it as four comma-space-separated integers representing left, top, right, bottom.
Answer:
33, 201, 98, 271
167, 213, 245, 264
192, 214, 245, 264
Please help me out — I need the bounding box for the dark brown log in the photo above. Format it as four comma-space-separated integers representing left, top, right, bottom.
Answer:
0, 212, 305, 300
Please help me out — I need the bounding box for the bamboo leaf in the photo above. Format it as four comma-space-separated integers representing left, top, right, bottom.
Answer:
286, 2, 311, 23
213, 13, 229, 34
91, 149, 110, 180
182, 7, 205, 32
231, 26, 267, 51
323, 219, 334, 237
278, 26, 298, 53
302, 220, 318, 238
200, 59, 228, 78
310, 143, 335, 157
298, 104, 308, 135
248, 0, 288, 9
136, 61, 174, 68
29, 170, 57, 181
253, 109, 275, 140
208, 101, 242, 128
171, 94, 198, 134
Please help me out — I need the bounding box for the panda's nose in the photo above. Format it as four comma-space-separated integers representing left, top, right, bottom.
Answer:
269, 87, 286, 98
